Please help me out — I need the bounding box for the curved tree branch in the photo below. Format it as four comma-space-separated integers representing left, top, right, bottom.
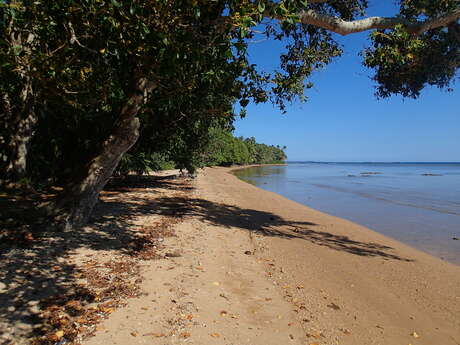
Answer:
299, 7, 460, 36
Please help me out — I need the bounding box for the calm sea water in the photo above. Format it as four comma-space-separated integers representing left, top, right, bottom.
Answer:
233, 162, 460, 265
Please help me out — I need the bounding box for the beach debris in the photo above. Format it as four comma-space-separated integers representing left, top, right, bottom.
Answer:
244, 250, 253, 255
165, 251, 182, 258
327, 302, 341, 310
220, 310, 228, 316
210, 332, 221, 338
54, 330, 65, 339
306, 330, 324, 339
411, 331, 420, 338
130, 331, 139, 337
219, 293, 230, 301
180, 332, 191, 338
212, 281, 220, 286
289, 334, 294, 340
143, 332, 165, 337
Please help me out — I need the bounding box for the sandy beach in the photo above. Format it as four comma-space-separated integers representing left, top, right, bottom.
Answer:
2, 166, 459, 345
84, 166, 460, 345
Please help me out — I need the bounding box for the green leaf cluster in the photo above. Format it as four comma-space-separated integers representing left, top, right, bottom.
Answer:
364, 23, 459, 98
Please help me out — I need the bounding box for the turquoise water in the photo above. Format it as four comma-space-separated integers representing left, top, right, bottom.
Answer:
233, 162, 460, 265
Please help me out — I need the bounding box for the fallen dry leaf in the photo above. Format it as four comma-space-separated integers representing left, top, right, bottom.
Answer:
100, 307, 114, 314
210, 333, 221, 338
411, 331, 420, 338
143, 332, 165, 337
131, 331, 139, 337
327, 302, 341, 310
306, 331, 323, 339
180, 332, 191, 338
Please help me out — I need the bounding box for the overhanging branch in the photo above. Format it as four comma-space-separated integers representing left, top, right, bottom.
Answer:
299, 8, 460, 36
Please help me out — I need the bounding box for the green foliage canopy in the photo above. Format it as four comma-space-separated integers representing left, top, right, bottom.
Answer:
0, 0, 457, 225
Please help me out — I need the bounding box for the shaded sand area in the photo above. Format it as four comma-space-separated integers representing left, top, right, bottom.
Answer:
1, 167, 459, 345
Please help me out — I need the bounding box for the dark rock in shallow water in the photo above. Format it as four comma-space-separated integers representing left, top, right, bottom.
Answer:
453, 237, 459, 241
360, 172, 382, 175
421, 173, 443, 176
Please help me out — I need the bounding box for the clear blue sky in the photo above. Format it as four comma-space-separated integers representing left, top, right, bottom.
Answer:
233, 3, 460, 162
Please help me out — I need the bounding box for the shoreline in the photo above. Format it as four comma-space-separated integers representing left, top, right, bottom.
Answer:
230, 163, 460, 266
196, 166, 460, 344
24, 166, 458, 345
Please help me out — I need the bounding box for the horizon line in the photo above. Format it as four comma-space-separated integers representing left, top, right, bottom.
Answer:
285, 161, 460, 164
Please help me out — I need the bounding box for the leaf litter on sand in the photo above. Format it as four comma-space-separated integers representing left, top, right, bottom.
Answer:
21, 177, 193, 345
30, 251, 150, 345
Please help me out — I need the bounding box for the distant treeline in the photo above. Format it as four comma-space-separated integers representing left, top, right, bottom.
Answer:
202, 128, 287, 167
117, 127, 287, 174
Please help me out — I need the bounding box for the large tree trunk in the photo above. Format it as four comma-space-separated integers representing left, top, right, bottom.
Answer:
1, 29, 36, 185
3, 85, 36, 182
47, 77, 156, 230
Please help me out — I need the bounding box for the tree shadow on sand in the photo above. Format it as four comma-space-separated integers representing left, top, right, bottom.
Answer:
146, 196, 414, 262
0, 174, 412, 343
0, 174, 188, 344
